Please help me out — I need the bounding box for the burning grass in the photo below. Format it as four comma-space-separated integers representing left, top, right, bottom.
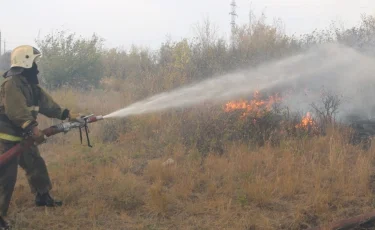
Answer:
224, 91, 282, 118
5, 88, 375, 230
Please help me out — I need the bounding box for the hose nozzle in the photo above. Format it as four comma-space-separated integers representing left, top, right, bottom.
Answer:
87, 115, 104, 123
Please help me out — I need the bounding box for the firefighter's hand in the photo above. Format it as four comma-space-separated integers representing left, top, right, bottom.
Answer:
68, 111, 85, 124
31, 126, 47, 145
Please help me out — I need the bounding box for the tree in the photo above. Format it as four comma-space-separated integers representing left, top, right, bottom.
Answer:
0, 52, 11, 74
36, 31, 104, 89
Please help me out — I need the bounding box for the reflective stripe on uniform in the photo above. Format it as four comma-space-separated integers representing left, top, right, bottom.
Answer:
28, 106, 39, 112
0, 133, 23, 142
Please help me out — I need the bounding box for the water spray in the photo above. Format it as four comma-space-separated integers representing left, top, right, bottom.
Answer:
103, 43, 375, 121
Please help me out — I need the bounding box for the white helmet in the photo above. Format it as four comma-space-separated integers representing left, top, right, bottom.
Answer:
10, 45, 42, 69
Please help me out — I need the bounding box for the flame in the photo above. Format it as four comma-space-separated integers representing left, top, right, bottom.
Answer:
224, 91, 282, 118
295, 112, 315, 129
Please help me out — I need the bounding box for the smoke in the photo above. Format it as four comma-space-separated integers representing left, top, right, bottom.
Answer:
104, 43, 375, 122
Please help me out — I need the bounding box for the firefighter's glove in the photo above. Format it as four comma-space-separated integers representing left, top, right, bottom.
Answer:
22, 121, 46, 145
68, 111, 85, 124
31, 126, 47, 145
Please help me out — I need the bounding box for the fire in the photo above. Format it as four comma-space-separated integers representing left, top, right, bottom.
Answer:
224, 91, 282, 118
224, 91, 319, 134
295, 112, 315, 129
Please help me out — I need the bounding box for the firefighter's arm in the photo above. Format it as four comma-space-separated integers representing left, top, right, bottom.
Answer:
38, 86, 83, 122
3, 80, 36, 129
38, 86, 69, 120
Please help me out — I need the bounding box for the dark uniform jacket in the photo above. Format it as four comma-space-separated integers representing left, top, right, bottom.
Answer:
0, 69, 68, 141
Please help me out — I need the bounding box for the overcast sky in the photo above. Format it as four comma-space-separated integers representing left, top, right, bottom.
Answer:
1, 0, 374, 52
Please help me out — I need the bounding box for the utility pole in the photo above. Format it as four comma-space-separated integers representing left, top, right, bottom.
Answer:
229, 0, 237, 49
3, 40, 5, 54
249, 1, 253, 26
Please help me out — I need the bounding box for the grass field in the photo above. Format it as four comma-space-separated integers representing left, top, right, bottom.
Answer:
3, 87, 375, 230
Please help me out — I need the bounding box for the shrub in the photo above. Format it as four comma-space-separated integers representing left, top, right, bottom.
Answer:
36, 31, 104, 89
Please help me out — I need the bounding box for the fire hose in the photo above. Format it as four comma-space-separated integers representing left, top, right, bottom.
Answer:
0, 114, 104, 168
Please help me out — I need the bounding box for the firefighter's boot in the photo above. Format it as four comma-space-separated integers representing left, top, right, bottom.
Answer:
35, 192, 62, 207
0, 216, 10, 230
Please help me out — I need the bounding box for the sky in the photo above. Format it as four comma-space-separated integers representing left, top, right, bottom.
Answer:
0, 0, 374, 52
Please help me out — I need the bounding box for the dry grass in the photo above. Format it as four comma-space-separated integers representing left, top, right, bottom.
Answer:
5, 88, 375, 230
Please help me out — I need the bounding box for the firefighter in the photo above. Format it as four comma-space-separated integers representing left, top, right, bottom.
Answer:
0, 45, 84, 229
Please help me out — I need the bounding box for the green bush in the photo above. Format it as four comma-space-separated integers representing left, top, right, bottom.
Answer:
36, 31, 104, 89
0, 52, 10, 73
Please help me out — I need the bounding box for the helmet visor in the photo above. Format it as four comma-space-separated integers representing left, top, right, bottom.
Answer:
33, 47, 42, 63
33, 47, 41, 55
34, 55, 42, 63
